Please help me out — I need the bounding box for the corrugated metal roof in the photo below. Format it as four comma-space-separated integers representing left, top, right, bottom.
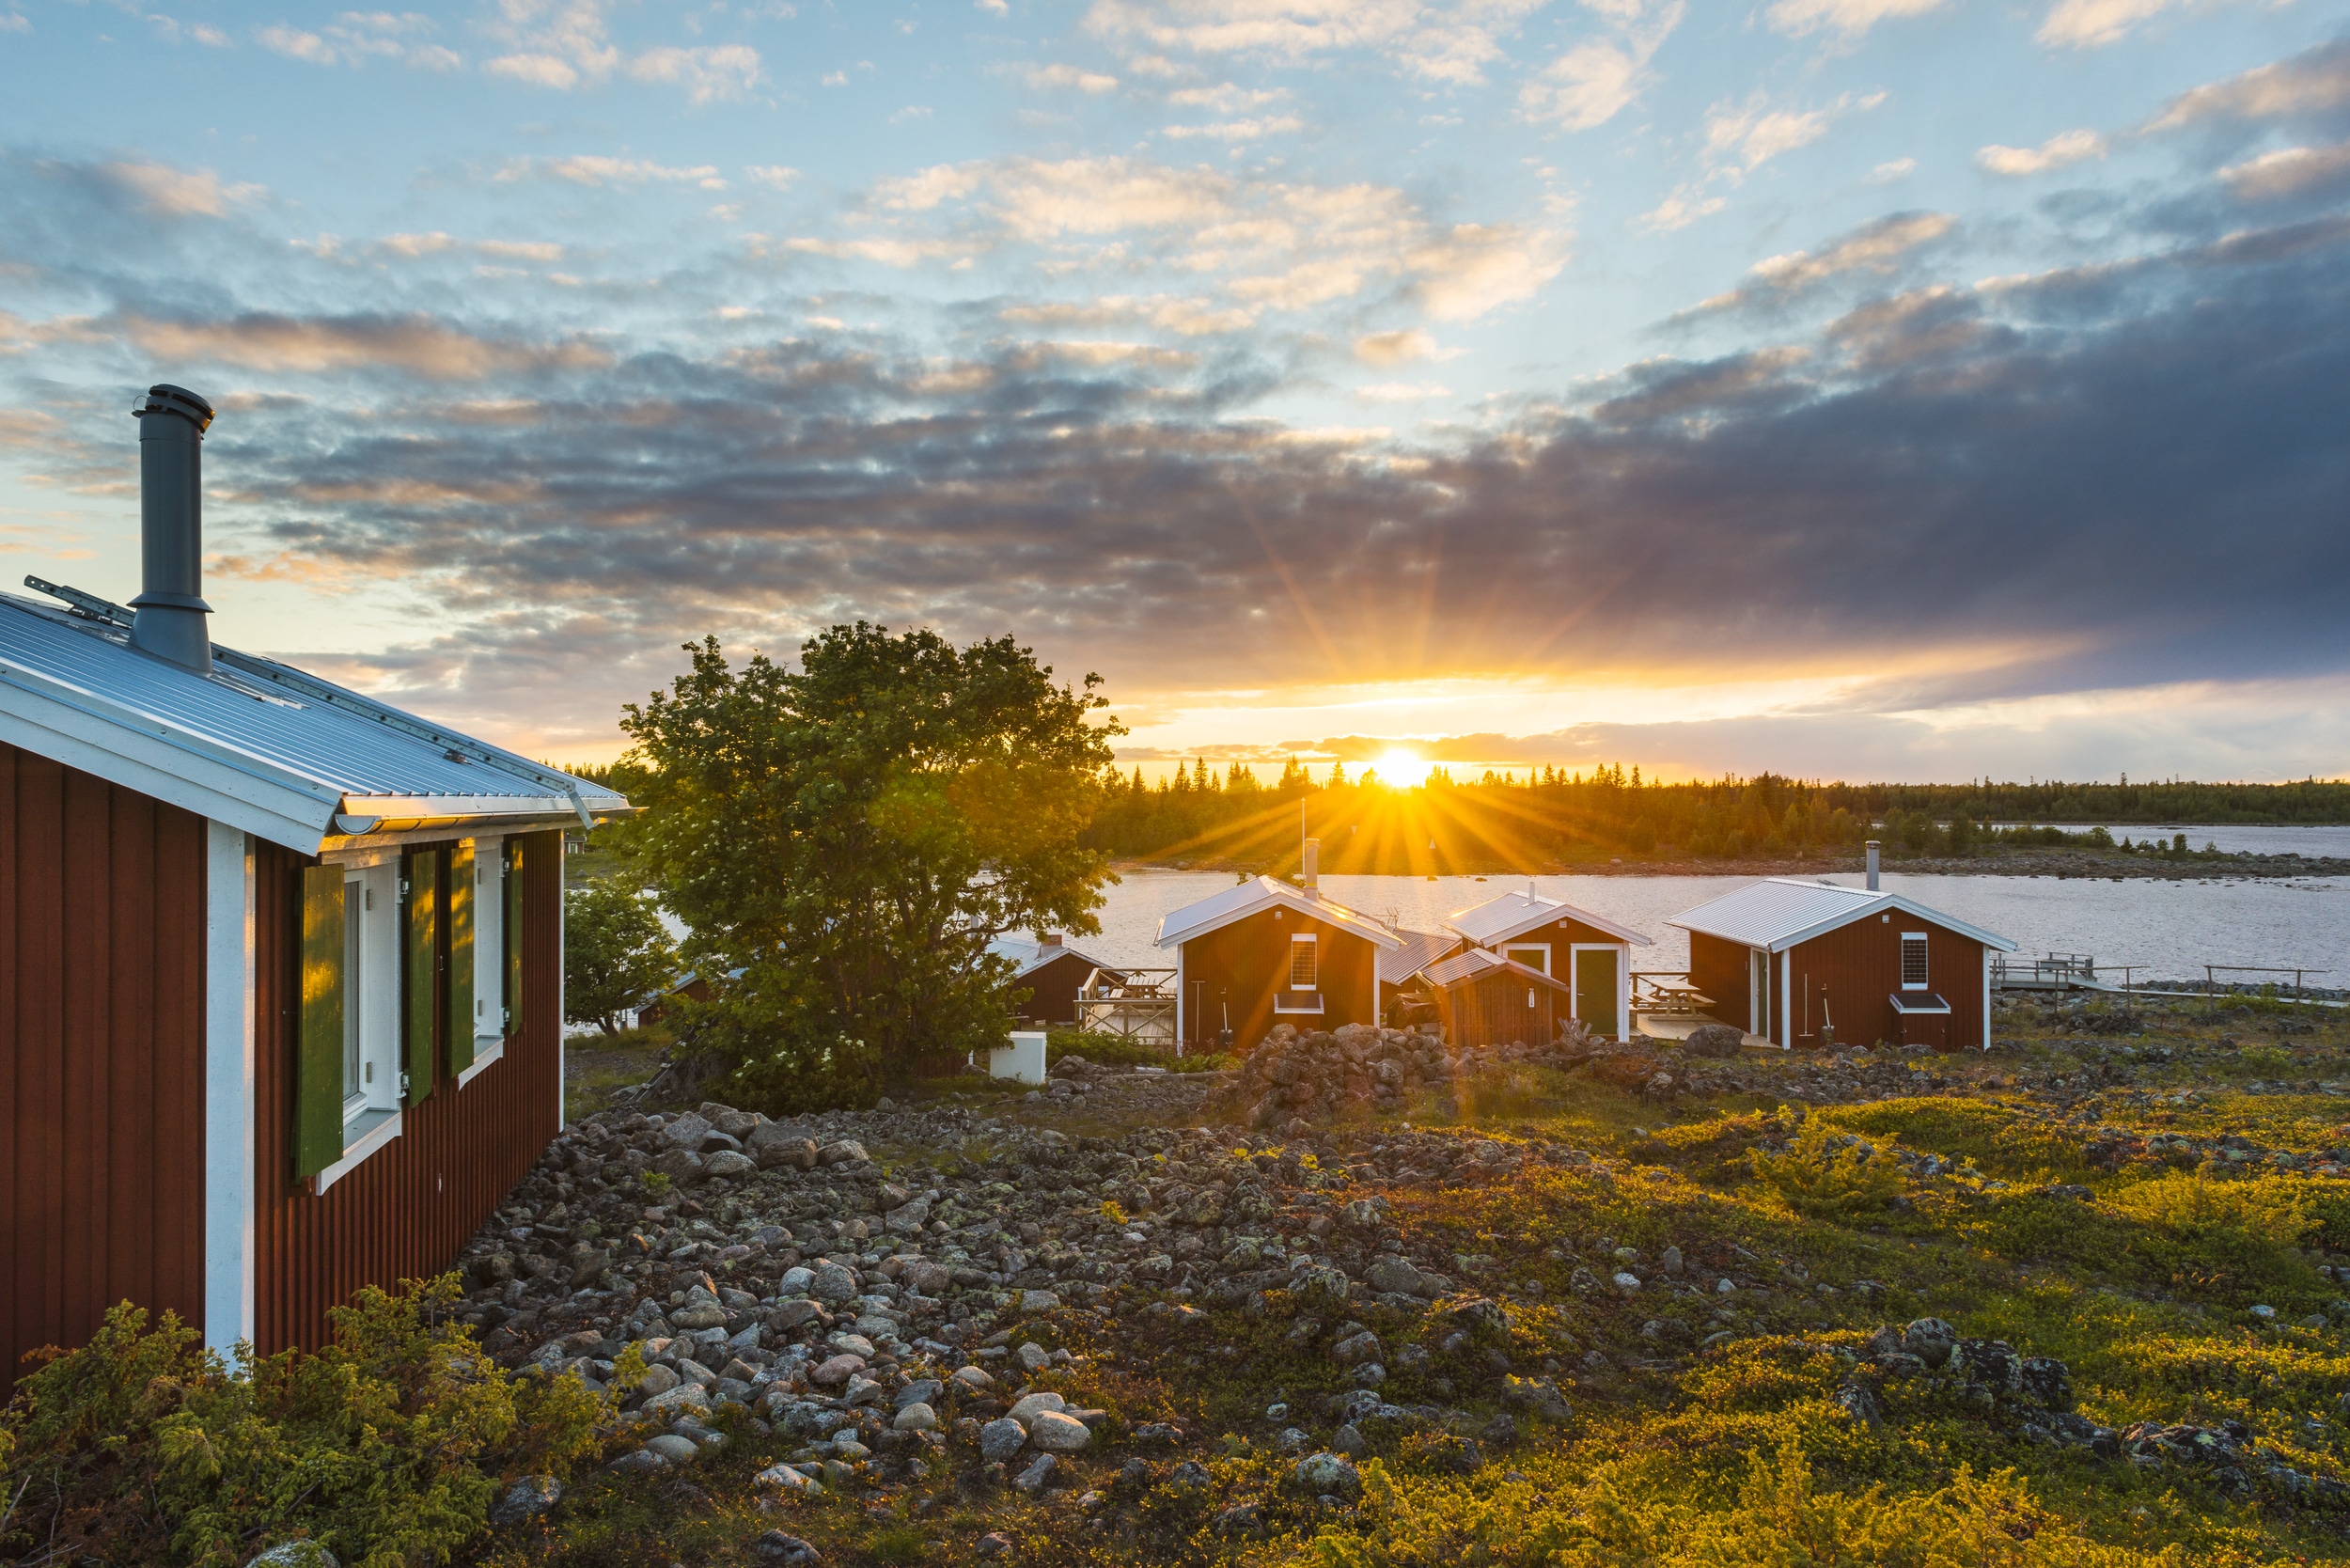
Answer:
1418, 946, 1570, 992
1379, 928, 1456, 985
1668, 878, 2017, 953
1154, 875, 1402, 950
1444, 889, 1653, 948
0, 588, 628, 852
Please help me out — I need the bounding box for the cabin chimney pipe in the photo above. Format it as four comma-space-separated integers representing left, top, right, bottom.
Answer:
129, 384, 215, 673
1302, 838, 1319, 892
1865, 839, 1880, 892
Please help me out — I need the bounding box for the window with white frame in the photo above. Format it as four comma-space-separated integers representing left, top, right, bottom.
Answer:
1901, 933, 1929, 989
1502, 944, 1550, 975
1290, 933, 1318, 989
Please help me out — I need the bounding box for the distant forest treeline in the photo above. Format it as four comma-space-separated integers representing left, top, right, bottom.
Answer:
562, 758, 2347, 872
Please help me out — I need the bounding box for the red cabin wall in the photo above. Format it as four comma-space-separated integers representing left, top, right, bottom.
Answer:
0, 742, 208, 1390
1787, 917, 1985, 1052
1179, 908, 1380, 1052
1011, 951, 1099, 1027
253, 829, 565, 1355
1434, 972, 1561, 1049
1688, 931, 1755, 1034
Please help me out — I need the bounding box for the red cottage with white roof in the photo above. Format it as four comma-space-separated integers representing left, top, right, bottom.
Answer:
1155, 871, 1401, 1052
1669, 877, 2018, 1051
1441, 887, 1653, 1041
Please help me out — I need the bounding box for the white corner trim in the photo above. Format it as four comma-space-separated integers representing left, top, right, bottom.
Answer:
203, 822, 256, 1353
316, 1106, 401, 1195
459, 1037, 507, 1088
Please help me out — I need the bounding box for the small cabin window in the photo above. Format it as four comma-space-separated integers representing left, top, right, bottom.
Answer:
1290, 933, 1319, 989
1901, 933, 1929, 989
341, 879, 366, 1116
1503, 943, 1549, 975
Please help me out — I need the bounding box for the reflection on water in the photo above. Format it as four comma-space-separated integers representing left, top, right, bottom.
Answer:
1083, 869, 2348, 984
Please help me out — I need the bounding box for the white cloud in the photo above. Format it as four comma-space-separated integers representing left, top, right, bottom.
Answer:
1406, 223, 1570, 321
976, 0, 1010, 13
1355, 327, 1439, 363
1870, 157, 1917, 181
2146, 45, 2350, 130
2036, 0, 2170, 49
0, 12, 28, 32
478, 239, 565, 260
744, 165, 801, 188
1642, 89, 1885, 229
889, 105, 934, 124
1025, 62, 1121, 92
627, 44, 764, 104
2220, 142, 2350, 200
1085, 0, 1546, 86
1355, 381, 1450, 400
1744, 211, 1954, 291
499, 155, 727, 188
1167, 84, 1286, 111
822, 70, 849, 86
480, 0, 758, 102
1518, 0, 1683, 132
380, 231, 456, 256
1766, 0, 1945, 39
1975, 128, 2107, 176
258, 11, 454, 70
1161, 116, 1305, 139
104, 161, 263, 217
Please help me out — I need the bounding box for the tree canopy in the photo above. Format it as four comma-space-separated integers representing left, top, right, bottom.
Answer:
619, 624, 1120, 1108
561, 879, 678, 1036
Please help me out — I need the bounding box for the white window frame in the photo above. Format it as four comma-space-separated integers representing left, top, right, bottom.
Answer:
462, 834, 507, 1088
320, 860, 403, 1193
1501, 942, 1550, 975
1288, 932, 1319, 990
1901, 932, 1930, 991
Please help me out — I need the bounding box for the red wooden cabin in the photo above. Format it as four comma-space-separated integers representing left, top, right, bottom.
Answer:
1442, 887, 1653, 1041
0, 385, 629, 1388
1412, 947, 1574, 1049
1668, 878, 2016, 1051
1155, 871, 1401, 1052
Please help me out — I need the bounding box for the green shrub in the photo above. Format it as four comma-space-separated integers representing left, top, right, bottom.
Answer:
0, 1277, 610, 1567
1751, 1121, 1905, 1217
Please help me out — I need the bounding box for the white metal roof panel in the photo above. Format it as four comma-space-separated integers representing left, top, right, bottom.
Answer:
1153, 874, 1402, 950
1668, 877, 2017, 954
986, 933, 1123, 979
1444, 889, 1653, 948
1418, 946, 1571, 992
0, 590, 629, 853
1379, 928, 1457, 985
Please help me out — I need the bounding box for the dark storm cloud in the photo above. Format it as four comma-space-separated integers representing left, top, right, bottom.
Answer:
3, 146, 2347, 753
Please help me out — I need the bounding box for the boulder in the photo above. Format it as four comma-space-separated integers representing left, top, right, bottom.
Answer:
1013, 1452, 1058, 1494
1684, 1024, 1744, 1058
810, 1354, 866, 1388
884, 1198, 932, 1236
750, 1128, 820, 1170
894, 1402, 939, 1432
818, 1139, 869, 1167
979, 1417, 1028, 1464
755, 1464, 820, 1495
810, 1262, 860, 1305
252, 1544, 339, 1568
1330, 1330, 1383, 1367
704, 1150, 757, 1179
1292, 1450, 1362, 1499
645, 1433, 702, 1465
752, 1532, 823, 1567
653, 1149, 706, 1185
1008, 1390, 1067, 1426
641, 1383, 710, 1416
1027, 1410, 1092, 1451
659, 1112, 714, 1149
1904, 1317, 1958, 1370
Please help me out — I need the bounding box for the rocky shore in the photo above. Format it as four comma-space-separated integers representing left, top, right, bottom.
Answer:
1133, 847, 2350, 881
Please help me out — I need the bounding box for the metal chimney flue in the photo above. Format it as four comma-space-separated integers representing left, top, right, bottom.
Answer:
1865, 839, 1881, 891
1302, 838, 1319, 893
129, 384, 215, 673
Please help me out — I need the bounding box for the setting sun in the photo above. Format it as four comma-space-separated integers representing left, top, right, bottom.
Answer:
1372, 747, 1436, 788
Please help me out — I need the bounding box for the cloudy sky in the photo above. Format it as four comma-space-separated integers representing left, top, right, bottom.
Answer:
2, 0, 2345, 782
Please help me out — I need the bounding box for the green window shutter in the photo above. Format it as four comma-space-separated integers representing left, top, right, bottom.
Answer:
403, 849, 439, 1105
505, 837, 525, 1040
447, 840, 476, 1077
297, 864, 347, 1179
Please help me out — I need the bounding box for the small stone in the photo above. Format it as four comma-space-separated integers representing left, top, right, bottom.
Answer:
1904, 1318, 1958, 1369
1332, 1422, 1367, 1458
1612, 1272, 1641, 1293
1013, 1452, 1058, 1494
755, 1463, 820, 1494
1015, 1341, 1052, 1372
980, 1417, 1029, 1464
952, 1364, 995, 1391
818, 1138, 870, 1166
1027, 1410, 1092, 1451
1020, 1289, 1061, 1312
490, 1474, 562, 1527
810, 1262, 860, 1305
251, 1544, 340, 1568
1008, 1390, 1067, 1426
811, 1354, 866, 1388
2249, 1304, 2278, 1322
1292, 1450, 1362, 1499
752, 1530, 823, 1566
1330, 1329, 1382, 1367
975, 1532, 1015, 1557
645, 1433, 702, 1464
641, 1383, 711, 1416
636, 1363, 682, 1397
704, 1150, 758, 1179
607, 1448, 666, 1474
895, 1402, 940, 1432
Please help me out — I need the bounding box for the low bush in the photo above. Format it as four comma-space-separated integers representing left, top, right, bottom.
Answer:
0, 1276, 609, 1567
1750, 1121, 1906, 1217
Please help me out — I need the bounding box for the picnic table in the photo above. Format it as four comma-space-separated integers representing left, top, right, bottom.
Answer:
1639, 983, 1716, 1013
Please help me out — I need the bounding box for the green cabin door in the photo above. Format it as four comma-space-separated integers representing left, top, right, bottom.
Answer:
1574, 948, 1620, 1041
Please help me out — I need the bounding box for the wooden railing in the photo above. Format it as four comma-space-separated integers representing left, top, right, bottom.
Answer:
1075, 966, 1178, 1047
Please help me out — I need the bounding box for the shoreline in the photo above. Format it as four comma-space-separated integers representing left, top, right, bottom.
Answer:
1114, 848, 2350, 882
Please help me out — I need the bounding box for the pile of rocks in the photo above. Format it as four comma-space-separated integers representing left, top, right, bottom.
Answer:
1224, 1020, 1612, 1128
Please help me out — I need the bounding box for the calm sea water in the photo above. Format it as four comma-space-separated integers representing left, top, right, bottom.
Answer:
1082, 868, 2350, 985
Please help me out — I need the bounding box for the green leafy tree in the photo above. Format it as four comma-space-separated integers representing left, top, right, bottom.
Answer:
563, 879, 679, 1035
619, 624, 1121, 1109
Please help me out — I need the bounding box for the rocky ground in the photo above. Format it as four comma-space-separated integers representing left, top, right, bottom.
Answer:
461, 991, 2350, 1566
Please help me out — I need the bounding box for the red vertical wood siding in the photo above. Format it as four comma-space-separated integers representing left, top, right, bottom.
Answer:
1788, 917, 1984, 1052
0, 741, 208, 1390
1687, 932, 1754, 1034
1433, 971, 1560, 1049
254, 829, 563, 1355
1179, 907, 1382, 1052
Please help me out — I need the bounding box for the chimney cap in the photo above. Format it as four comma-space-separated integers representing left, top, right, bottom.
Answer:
133, 384, 213, 432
